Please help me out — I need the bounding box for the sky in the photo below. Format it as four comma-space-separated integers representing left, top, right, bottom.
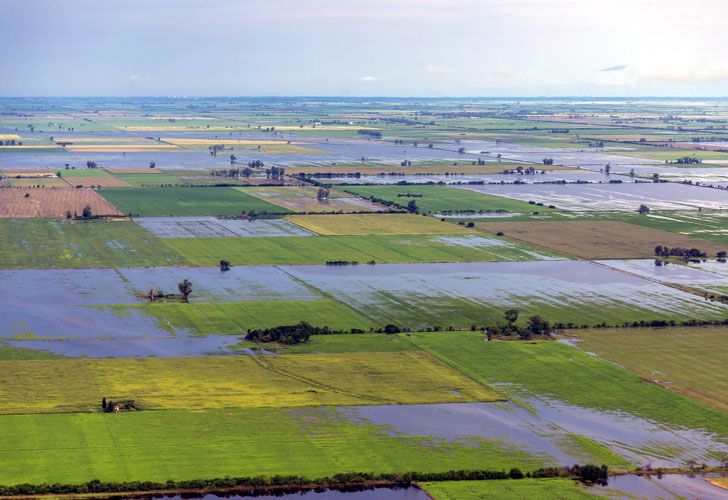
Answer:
2, 0, 728, 97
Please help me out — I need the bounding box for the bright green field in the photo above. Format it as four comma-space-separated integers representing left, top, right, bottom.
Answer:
0, 219, 185, 269
573, 327, 728, 414
409, 332, 728, 438
115, 299, 376, 335
420, 479, 598, 499
113, 172, 183, 186
0, 407, 543, 485
340, 185, 553, 214
162, 234, 558, 266
98, 187, 289, 216
272, 333, 417, 354
58, 168, 112, 177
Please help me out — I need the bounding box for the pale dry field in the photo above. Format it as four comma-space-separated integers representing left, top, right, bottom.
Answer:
0, 188, 122, 217
476, 220, 727, 259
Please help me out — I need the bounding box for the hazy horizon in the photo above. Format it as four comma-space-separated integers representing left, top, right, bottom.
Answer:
3, 0, 728, 98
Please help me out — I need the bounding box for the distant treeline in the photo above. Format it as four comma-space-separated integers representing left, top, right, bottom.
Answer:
0, 465, 608, 496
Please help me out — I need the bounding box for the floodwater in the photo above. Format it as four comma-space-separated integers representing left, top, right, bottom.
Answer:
335, 400, 728, 469
458, 182, 728, 211
135, 216, 315, 238
153, 486, 430, 499
283, 261, 728, 324
5, 335, 240, 358
588, 473, 728, 499
598, 259, 728, 286
0, 266, 320, 339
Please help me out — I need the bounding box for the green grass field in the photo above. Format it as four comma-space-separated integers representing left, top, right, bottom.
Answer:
162, 234, 557, 266
271, 333, 417, 354
419, 479, 598, 499
409, 332, 728, 438
113, 172, 183, 186
98, 187, 289, 216
0, 351, 499, 414
340, 185, 552, 214
0, 407, 543, 485
572, 327, 728, 413
0, 219, 186, 269
125, 299, 377, 334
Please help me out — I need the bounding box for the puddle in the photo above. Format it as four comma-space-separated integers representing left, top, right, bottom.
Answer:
588, 473, 728, 499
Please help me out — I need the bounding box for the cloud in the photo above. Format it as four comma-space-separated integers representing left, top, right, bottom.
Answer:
360, 76, 379, 82
598, 64, 628, 72
424, 64, 454, 75
129, 74, 141, 80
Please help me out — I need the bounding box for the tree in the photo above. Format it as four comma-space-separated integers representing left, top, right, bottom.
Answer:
604, 164, 611, 175
220, 259, 231, 272
638, 204, 650, 215
504, 309, 519, 326
317, 187, 329, 203
406, 200, 418, 213
527, 315, 551, 336
101, 397, 107, 411
149, 161, 156, 169
178, 279, 193, 302
82, 205, 92, 218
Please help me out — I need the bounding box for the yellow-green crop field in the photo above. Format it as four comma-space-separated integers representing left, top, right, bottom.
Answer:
0, 351, 500, 414
285, 213, 470, 235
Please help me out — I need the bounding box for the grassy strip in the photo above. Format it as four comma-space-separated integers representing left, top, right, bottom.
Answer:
419, 478, 599, 499
124, 299, 377, 335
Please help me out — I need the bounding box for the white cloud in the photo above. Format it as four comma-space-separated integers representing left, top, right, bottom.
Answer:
129, 74, 141, 80
424, 64, 454, 75
360, 76, 379, 82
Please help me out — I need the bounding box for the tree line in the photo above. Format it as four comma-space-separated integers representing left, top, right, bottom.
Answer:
0, 464, 608, 496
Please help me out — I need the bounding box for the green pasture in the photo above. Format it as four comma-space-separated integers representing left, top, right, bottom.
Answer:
340, 185, 547, 213
0, 407, 543, 485
162, 234, 556, 266
419, 479, 598, 499
0, 219, 185, 269
98, 187, 288, 216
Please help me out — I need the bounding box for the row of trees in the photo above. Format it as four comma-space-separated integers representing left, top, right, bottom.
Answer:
0, 464, 609, 496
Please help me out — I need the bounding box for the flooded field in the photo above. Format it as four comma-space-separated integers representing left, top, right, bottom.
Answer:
5, 335, 239, 358
589, 473, 728, 499
283, 261, 728, 327
135, 216, 315, 238
335, 398, 728, 468
459, 182, 728, 211
0, 266, 321, 339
